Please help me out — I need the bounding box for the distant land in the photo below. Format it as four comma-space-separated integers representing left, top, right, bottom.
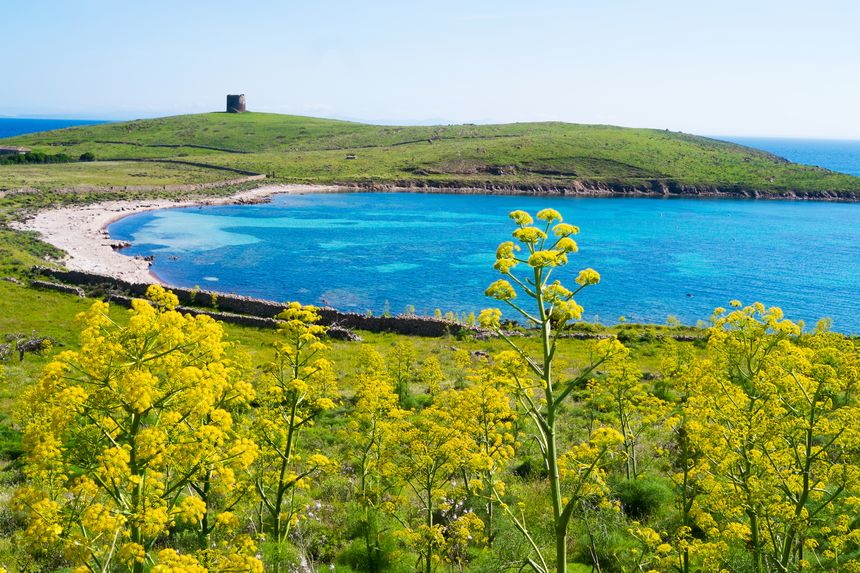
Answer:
2, 112, 860, 198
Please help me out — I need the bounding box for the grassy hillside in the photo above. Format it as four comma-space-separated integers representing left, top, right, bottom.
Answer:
0, 160, 234, 190
3, 112, 860, 196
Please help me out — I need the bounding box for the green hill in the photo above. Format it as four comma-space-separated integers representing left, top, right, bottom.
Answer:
3, 112, 860, 197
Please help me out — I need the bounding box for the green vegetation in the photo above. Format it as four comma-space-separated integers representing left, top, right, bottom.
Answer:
0, 151, 74, 166
0, 160, 234, 191
0, 280, 690, 572
3, 112, 860, 196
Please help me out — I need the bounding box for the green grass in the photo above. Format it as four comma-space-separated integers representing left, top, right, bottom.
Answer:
0, 160, 234, 190
3, 112, 859, 196
0, 281, 689, 459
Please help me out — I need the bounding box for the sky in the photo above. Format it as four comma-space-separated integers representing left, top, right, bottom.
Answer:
3, 0, 860, 138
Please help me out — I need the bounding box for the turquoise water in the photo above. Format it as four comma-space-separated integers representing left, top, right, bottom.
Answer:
109, 193, 860, 332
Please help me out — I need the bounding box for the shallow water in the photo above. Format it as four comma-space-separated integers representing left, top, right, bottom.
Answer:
108, 193, 860, 332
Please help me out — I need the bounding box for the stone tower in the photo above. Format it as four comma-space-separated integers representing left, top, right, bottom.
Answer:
226, 94, 246, 113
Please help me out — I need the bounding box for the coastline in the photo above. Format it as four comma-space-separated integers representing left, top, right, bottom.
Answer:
13, 184, 347, 284
14, 182, 860, 289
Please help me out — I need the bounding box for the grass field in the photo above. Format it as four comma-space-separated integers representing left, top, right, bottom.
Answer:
0, 160, 235, 190
3, 112, 860, 195
1, 275, 857, 572
0, 279, 680, 460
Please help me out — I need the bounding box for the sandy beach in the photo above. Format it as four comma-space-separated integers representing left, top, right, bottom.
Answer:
13, 184, 346, 284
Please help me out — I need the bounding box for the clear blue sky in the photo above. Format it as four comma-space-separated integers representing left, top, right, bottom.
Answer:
4, 0, 859, 138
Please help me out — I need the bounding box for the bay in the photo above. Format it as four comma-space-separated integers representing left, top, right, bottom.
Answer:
109, 192, 860, 332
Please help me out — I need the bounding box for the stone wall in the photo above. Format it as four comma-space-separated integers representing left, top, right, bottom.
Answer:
29, 279, 84, 298
32, 267, 482, 338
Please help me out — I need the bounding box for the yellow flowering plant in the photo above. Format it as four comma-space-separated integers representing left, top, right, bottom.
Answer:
586, 350, 671, 480
391, 399, 487, 573
433, 373, 517, 546
13, 285, 262, 572
344, 346, 409, 571
673, 303, 860, 573
479, 209, 628, 573
249, 302, 339, 544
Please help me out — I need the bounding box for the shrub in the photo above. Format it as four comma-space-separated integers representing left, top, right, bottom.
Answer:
611, 476, 673, 520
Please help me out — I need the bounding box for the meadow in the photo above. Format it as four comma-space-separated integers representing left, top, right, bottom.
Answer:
0, 161, 235, 191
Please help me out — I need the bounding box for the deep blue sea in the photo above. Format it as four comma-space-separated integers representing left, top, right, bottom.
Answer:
0, 118, 109, 138
109, 192, 860, 332
722, 136, 860, 177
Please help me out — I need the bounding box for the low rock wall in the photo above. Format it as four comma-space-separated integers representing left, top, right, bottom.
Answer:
29, 279, 85, 298
33, 267, 481, 338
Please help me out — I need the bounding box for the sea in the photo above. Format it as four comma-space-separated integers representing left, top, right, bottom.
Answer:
0, 118, 110, 138
4, 118, 859, 331
722, 136, 860, 177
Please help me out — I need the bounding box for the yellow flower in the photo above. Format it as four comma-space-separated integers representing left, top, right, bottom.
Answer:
485, 279, 517, 301
496, 241, 519, 259
556, 237, 578, 253
215, 511, 239, 529
118, 542, 146, 565
544, 281, 573, 302
513, 226, 548, 244
528, 250, 566, 268
146, 284, 179, 310
536, 208, 562, 222
509, 210, 533, 225
553, 222, 580, 236
178, 496, 207, 525
478, 308, 502, 329
494, 257, 519, 274
551, 300, 584, 323
576, 268, 601, 286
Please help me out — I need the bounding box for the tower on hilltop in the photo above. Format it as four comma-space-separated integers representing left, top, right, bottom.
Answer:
226, 94, 246, 113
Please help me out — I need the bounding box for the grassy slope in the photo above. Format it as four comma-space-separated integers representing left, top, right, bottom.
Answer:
4, 112, 860, 195
0, 160, 233, 190
0, 280, 676, 458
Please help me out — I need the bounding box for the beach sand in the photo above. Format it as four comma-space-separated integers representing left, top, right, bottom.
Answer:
13, 184, 346, 284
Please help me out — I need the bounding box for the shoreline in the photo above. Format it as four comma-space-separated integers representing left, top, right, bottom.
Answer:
13, 184, 347, 284
14, 182, 860, 288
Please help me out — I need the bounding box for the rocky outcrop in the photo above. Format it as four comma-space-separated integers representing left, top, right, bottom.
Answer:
328, 179, 860, 201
